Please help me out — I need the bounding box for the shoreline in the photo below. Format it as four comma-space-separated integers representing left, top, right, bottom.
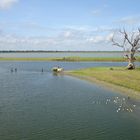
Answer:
65, 71, 140, 100
0, 56, 140, 62
0, 50, 123, 52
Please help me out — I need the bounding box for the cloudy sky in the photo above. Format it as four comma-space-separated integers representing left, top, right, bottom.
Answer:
0, 0, 140, 51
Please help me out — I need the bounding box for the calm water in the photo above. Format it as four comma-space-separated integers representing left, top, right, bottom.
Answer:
0, 52, 128, 58
0, 61, 140, 140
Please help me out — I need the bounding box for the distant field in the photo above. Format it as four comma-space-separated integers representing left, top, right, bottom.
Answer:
52, 56, 140, 62
0, 56, 140, 62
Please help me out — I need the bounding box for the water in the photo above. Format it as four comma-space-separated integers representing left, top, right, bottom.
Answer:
0, 52, 133, 58
0, 61, 140, 140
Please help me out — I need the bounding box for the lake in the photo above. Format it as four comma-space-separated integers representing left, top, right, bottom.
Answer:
0, 52, 135, 58
0, 61, 140, 140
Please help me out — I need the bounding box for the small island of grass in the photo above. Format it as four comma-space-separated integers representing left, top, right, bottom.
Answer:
66, 67, 140, 100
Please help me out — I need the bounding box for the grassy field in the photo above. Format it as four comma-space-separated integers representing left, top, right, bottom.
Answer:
0, 56, 140, 61
66, 67, 140, 99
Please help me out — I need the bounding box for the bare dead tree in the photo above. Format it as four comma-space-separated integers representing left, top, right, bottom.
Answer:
112, 28, 140, 69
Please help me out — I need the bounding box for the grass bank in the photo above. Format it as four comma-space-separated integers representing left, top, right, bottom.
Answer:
0, 56, 140, 61
66, 67, 140, 99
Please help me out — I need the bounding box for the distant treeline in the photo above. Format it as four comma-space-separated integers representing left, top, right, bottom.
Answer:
0, 50, 123, 53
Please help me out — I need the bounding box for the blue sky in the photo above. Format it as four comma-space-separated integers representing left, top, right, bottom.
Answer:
0, 0, 140, 51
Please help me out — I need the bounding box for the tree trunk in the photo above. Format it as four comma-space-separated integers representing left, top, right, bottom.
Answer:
127, 61, 135, 70
126, 52, 135, 70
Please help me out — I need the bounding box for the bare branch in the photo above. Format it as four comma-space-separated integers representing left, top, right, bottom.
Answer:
112, 35, 124, 48
123, 29, 133, 46
135, 43, 140, 50
112, 28, 140, 54
133, 34, 140, 48
131, 32, 135, 42
138, 28, 140, 33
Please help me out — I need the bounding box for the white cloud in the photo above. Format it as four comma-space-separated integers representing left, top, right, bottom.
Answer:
0, 25, 119, 51
0, 0, 18, 10
86, 33, 114, 44
63, 31, 72, 38
115, 16, 140, 25
87, 36, 104, 43
106, 33, 114, 41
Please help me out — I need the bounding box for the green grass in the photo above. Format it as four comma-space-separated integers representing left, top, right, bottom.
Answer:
0, 56, 140, 61
57, 57, 125, 61
68, 67, 140, 93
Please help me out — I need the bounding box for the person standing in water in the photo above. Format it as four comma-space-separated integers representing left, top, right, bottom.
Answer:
15, 68, 17, 72
11, 68, 14, 73
41, 68, 44, 73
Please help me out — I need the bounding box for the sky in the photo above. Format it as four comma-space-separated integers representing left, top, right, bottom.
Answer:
0, 0, 140, 51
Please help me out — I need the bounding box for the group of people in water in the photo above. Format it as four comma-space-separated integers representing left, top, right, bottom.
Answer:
10, 66, 63, 73
11, 68, 17, 73
11, 68, 44, 73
